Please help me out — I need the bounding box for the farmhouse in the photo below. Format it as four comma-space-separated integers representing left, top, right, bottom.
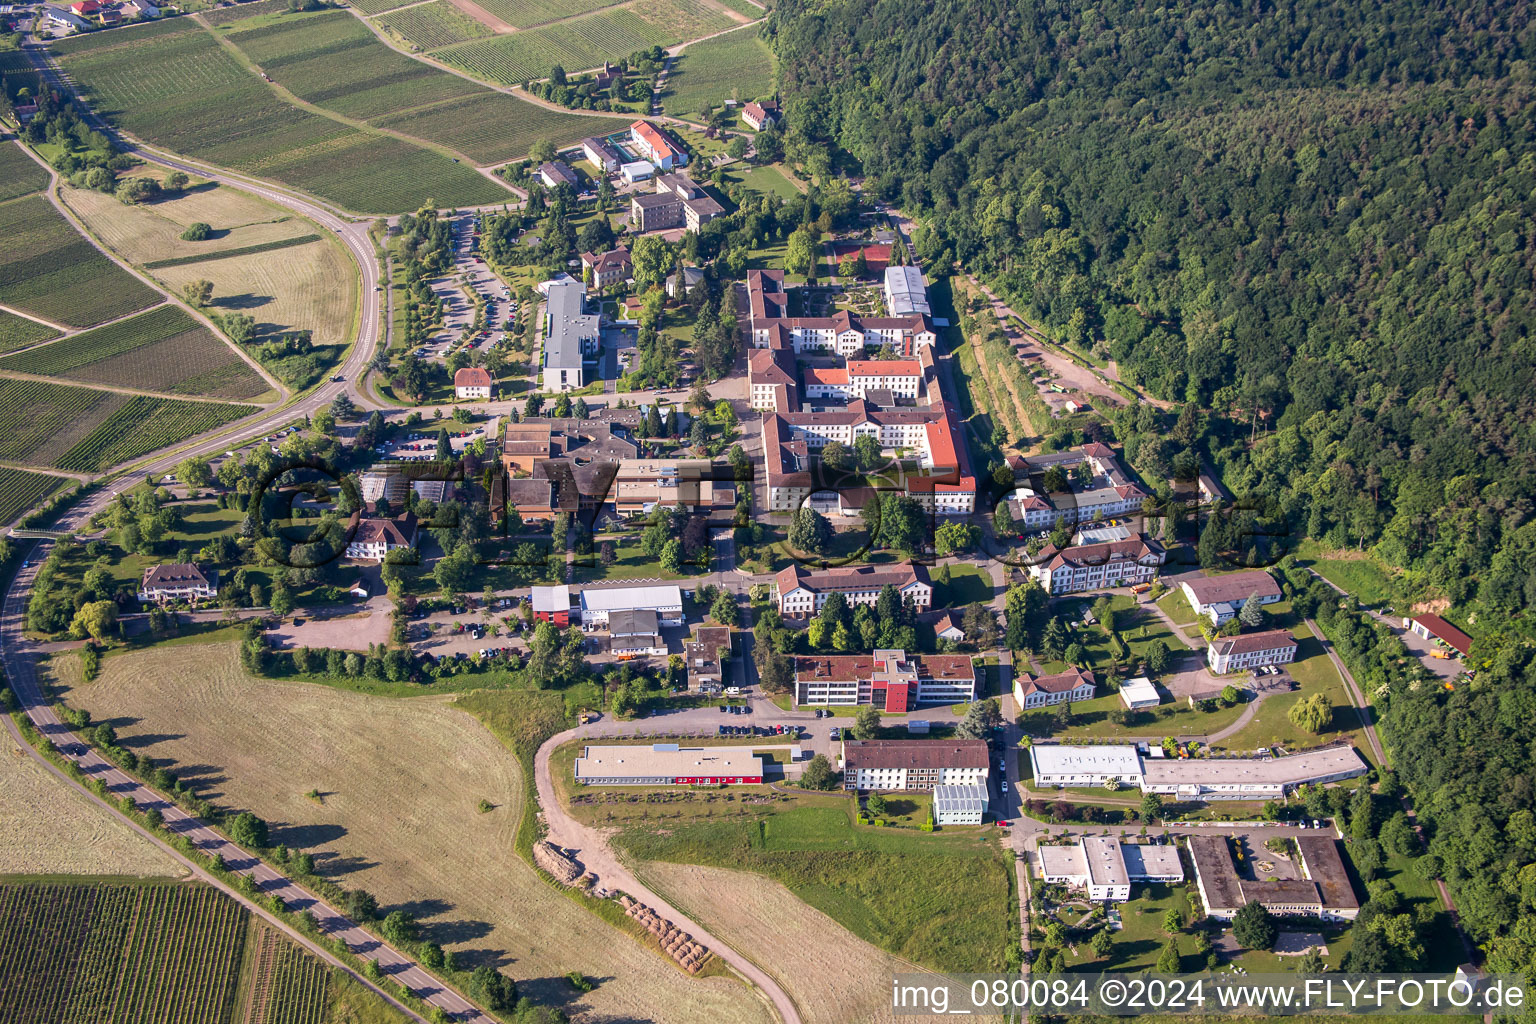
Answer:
1038, 837, 1184, 902
530, 584, 571, 626
741, 100, 779, 130
792, 649, 976, 710
580, 246, 631, 289
345, 512, 418, 562
537, 160, 579, 189
629, 120, 687, 170
1180, 571, 1283, 624
453, 366, 492, 400
574, 744, 763, 785
1026, 534, 1164, 594
582, 136, 623, 172
1189, 834, 1359, 922
1119, 676, 1163, 710
883, 265, 930, 317
932, 783, 988, 825
579, 583, 684, 628
774, 562, 932, 617
541, 281, 599, 392
1013, 667, 1097, 709
839, 738, 989, 792
1407, 614, 1472, 657
1206, 628, 1298, 673
685, 626, 731, 691
138, 563, 217, 603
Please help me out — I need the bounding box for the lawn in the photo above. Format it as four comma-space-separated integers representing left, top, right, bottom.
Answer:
1060, 882, 1192, 972
1042, 691, 1248, 741
659, 24, 774, 118
51, 644, 768, 1024
575, 532, 704, 582
935, 562, 993, 608
0, 194, 161, 329
613, 801, 1014, 972
1208, 637, 1367, 758
1294, 538, 1402, 607
1157, 586, 1197, 625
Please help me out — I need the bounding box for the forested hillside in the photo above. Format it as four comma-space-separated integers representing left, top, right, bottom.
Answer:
766, 0, 1536, 617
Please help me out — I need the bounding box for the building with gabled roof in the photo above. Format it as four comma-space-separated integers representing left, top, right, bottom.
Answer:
454, 366, 493, 399
1014, 667, 1097, 709
582, 136, 623, 172
580, 246, 631, 289
1206, 628, 1297, 673
629, 120, 687, 170
1027, 534, 1165, 594
1407, 614, 1472, 657
793, 649, 975, 710
1180, 570, 1283, 624
741, 100, 779, 130
537, 160, 579, 189
139, 563, 217, 602
840, 738, 989, 792
775, 562, 932, 617
346, 512, 418, 562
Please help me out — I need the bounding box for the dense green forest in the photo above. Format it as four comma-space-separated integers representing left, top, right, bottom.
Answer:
766, 0, 1536, 618
767, 0, 1536, 979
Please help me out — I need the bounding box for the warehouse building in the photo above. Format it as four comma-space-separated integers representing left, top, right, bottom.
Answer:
578, 584, 684, 628
1029, 744, 1367, 800
574, 744, 763, 785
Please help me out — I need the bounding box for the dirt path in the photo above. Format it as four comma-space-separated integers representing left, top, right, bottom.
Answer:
533, 725, 802, 1024
0, 301, 170, 358
671, 16, 764, 50
0, 301, 70, 333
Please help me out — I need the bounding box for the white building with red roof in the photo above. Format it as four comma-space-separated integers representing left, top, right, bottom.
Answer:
454, 366, 493, 399
793, 649, 975, 710
346, 512, 418, 562
775, 562, 932, 617
629, 120, 687, 170
1206, 629, 1297, 674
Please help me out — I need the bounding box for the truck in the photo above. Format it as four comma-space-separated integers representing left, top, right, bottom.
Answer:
1430, 649, 1451, 660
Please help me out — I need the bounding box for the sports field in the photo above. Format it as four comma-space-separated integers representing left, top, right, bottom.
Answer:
0, 194, 161, 329
0, 378, 254, 473
661, 24, 773, 117
50, 20, 512, 213
52, 644, 773, 1024
438, 0, 744, 85
0, 305, 269, 400
0, 142, 50, 203
62, 185, 359, 349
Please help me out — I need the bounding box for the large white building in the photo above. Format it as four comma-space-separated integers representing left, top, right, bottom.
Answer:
542, 281, 599, 392
138, 563, 217, 603
1038, 837, 1185, 902
793, 650, 975, 711
774, 562, 932, 617
803, 359, 924, 402
345, 513, 418, 562
840, 738, 989, 792
578, 584, 684, 628
1119, 676, 1163, 710
1030, 744, 1367, 800
1180, 571, 1283, 624
932, 783, 988, 825
1027, 534, 1164, 594
883, 265, 930, 317
1206, 629, 1298, 673
1013, 667, 1097, 709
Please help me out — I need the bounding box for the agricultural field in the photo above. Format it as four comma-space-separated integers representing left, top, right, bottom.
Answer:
0, 195, 161, 329
371, 92, 596, 165
0, 305, 269, 400
50, 20, 511, 213
0, 142, 49, 203
0, 881, 247, 1024
0, 727, 185, 876
438, 0, 744, 85
640, 862, 957, 1024
0, 467, 71, 526
236, 923, 328, 1024
662, 25, 774, 118
0, 378, 253, 473
198, 0, 290, 24
0, 311, 60, 355
51, 644, 774, 1024
61, 185, 358, 350
374, 0, 495, 50
461, 0, 627, 30
709, 0, 765, 17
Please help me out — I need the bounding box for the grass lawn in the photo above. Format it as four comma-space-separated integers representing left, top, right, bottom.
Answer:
1039, 692, 1248, 741
935, 562, 993, 607
725, 163, 803, 202
575, 533, 705, 582
1209, 637, 1368, 758
1157, 588, 1197, 625
612, 802, 1014, 973
1061, 882, 1196, 972
1294, 539, 1402, 607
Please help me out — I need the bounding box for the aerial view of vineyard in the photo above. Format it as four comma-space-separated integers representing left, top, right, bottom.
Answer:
0, 305, 270, 400
0, 195, 161, 329
0, 310, 59, 355
0, 141, 50, 203
49, 21, 511, 213
373, 1, 495, 51
0, 467, 69, 525
660, 24, 774, 118
0, 378, 254, 473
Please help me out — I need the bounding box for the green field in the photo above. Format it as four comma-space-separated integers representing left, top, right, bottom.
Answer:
459, 0, 630, 30
1294, 539, 1402, 606
0, 305, 268, 400
0, 142, 50, 203
0, 377, 254, 472
613, 802, 1013, 972
0, 195, 161, 329
50, 19, 512, 213
0, 311, 60, 355
438, 0, 741, 85
371, 91, 596, 165
661, 24, 773, 117
374, 0, 495, 49
198, 0, 290, 24
0, 467, 70, 526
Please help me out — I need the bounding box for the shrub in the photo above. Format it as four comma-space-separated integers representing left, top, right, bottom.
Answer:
180, 222, 212, 241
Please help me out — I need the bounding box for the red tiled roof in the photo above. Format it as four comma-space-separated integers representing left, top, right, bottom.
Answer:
1209, 629, 1297, 656
454, 367, 492, 388
847, 359, 921, 377
1020, 667, 1095, 695
803, 367, 849, 386
631, 120, 682, 162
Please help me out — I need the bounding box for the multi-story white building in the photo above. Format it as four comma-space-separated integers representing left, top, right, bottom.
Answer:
1180, 571, 1283, 624
454, 366, 493, 400
883, 265, 930, 317
1038, 837, 1184, 902
1007, 443, 1148, 529
345, 513, 418, 562
138, 563, 217, 603
932, 783, 988, 825
839, 738, 989, 792
1206, 629, 1297, 673
1027, 534, 1164, 594
579, 584, 684, 628
1013, 667, 1097, 709
746, 271, 936, 356
803, 359, 924, 401
1029, 745, 1144, 788
1030, 744, 1368, 801
775, 563, 932, 617
793, 650, 975, 711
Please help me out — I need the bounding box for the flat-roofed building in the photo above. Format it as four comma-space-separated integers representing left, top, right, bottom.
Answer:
611, 459, 734, 514
1038, 838, 1184, 902
1122, 843, 1185, 883
1296, 836, 1361, 921
840, 738, 988, 792
1119, 676, 1163, 710
579, 583, 684, 628
574, 744, 763, 785
1030, 745, 1142, 787
607, 609, 665, 656
542, 281, 599, 392
685, 625, 731, 691
883, 266, 930, 317
793, 649, 975, 711
932, 783, 988, 825
1207, 628, 1298, 673
1180, 571, 1283, 624
1140, 746, 1367, 801
1190, 834, 1357, 922
531, 584, 571, 625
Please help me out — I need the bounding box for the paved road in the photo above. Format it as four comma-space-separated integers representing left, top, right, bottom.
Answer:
0, 554, 495, 1023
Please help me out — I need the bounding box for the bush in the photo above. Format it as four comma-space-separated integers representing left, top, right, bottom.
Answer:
179, 221, 211, 241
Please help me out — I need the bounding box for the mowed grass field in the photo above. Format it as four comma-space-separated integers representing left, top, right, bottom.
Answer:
0, 194, 161, 329
438, 0, 744, 85
62, 184, 358, 348
0, 726, 185, 876
0, 142, 50, 203
0, 468, 71, 525
0, 304, 269, 400
661, 25, 774, 118
53, 644, 774, 1024
374, 0, 495, 50
0, 311, 60, 354
50, 19, 511, 213
0, 378, 254, 473
640, 862, 984, 1024
215, 10, 594, 164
